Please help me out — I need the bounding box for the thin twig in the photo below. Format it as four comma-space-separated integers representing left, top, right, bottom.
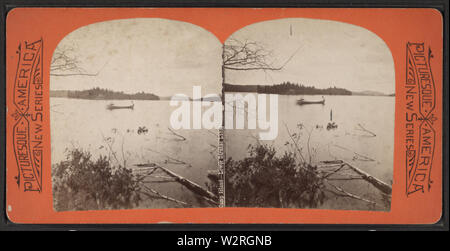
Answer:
100, 133, 121, 166
121, 136, 126, 168
167, 127, 186, 141
284, 123, 306, 163
145, 148, 191, 167
326, 181, 377, 205
327, 177, 363, 181
322, 164, 346, 179
141, 185, 190, 206
356, 123, 377, 137
306, 126, 313, 164
332, 144, 376, 162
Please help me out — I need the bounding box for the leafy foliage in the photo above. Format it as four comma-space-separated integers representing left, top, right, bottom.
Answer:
53, 148, 142, 211
225, 144, 325, 208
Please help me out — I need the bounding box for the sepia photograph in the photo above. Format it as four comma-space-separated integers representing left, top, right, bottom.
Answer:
50, 18, 223, 211
3, 5, 446, 229
223, 18, 395, 211
49, 17, 396, 212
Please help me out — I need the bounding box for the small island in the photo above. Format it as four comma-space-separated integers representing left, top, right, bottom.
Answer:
50, 87, 160, 100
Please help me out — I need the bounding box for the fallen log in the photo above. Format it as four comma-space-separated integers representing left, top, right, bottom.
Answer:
135, 163, 218, 202
343, 161, 392, 194
320, 160, 392, 194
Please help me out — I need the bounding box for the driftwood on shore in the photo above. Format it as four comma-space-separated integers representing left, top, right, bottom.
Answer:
318, 160, 391, 210
135, 163, 219, 205
283, 124, 391, 209
320, 160, 392, 194
344, 162, 392, 194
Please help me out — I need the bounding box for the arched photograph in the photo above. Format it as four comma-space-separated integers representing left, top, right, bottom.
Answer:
50, 18, 223, 211
223, 18, 395, 211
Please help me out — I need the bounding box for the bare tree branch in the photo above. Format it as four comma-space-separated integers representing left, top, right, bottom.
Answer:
50, 46, 106, 77
223, 39, 300, 71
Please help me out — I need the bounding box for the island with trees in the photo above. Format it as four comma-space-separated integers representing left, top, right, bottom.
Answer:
224, 82, 392, 96
224, 82, 352, 95
50, 87, 160, 100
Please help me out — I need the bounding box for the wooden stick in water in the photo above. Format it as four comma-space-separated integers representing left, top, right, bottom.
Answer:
343, 161, 392, 194
135, 163, 218, 202
357, 123, 377, 137
320, 160, 392, 194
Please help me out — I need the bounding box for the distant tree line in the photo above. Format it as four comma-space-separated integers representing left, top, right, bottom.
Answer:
50, 87, 160, 100
224, 82, 352, 95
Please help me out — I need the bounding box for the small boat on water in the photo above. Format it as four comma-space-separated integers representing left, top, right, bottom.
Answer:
297, 96, 325, 105
106, 102, 134, 110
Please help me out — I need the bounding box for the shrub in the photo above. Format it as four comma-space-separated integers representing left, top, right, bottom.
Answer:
53, 148, 141, 211
225, 144, 325, 208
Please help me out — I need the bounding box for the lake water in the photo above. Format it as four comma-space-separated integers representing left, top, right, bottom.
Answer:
51, 98, 219, 208
225, 93, 395, 211
51, 94, 395, 211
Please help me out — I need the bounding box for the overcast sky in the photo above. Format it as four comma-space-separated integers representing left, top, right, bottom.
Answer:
51, 17, 395, 96
225, 18, 395, 94
51, 18, 222, 97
